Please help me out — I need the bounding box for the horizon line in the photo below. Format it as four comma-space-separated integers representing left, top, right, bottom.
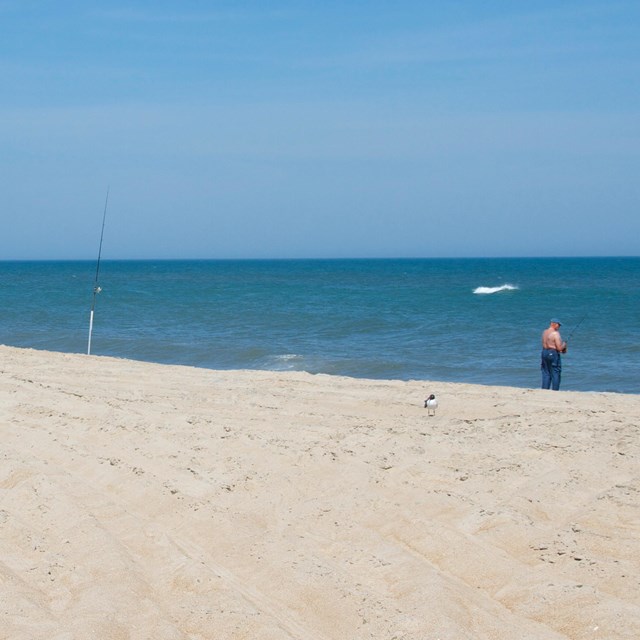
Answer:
1, 255, 638, 263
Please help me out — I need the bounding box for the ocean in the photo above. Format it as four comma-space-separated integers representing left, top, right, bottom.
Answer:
1, 258, 638, 393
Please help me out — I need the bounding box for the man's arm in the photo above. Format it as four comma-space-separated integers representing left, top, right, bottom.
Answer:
554, 332, 567, 353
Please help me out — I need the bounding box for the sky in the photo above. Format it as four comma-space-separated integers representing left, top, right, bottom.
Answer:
1, 1, 639, 259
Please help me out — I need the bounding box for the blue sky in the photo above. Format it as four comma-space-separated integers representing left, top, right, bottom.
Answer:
1, 1, 638, 259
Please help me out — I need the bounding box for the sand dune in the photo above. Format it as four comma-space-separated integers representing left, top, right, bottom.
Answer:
1, 345, 638, 639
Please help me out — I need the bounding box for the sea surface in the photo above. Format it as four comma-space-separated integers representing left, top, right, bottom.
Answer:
1, 258, 638, 393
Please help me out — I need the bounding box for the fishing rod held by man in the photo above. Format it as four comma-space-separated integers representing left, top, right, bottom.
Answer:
565, 314, 588, 343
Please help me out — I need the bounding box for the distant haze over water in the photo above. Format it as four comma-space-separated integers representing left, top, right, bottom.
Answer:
1, 258, 638, 394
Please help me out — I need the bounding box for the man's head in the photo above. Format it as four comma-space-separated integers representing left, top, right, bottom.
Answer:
550, 318, 562, 328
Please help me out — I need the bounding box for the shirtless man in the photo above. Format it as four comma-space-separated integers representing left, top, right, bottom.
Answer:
541, 318, 567, 390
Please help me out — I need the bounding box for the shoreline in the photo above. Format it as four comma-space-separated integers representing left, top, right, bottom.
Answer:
1, 345, 639, 638
2, 343, 636, 397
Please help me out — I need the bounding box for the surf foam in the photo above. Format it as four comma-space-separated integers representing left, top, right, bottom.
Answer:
473, 284, 519, 295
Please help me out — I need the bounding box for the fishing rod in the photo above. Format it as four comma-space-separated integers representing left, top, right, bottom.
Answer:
87, 187, 109, 355
565, 313, 588, 343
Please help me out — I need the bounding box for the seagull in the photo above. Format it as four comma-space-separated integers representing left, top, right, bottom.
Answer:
424, 394, 438, 416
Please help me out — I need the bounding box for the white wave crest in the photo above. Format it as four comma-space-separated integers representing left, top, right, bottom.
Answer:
473, 284, 519, 295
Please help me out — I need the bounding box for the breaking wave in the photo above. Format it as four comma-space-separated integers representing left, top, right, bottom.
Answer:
473, 284, 519, 295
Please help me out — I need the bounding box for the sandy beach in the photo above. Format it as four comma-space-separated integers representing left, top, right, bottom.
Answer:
1, 345, 638, 639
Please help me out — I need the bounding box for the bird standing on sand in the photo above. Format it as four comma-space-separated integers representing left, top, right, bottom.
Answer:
424, 394, 437, 416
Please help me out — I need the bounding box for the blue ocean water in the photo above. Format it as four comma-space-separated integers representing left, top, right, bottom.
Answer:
1, 258, 638, 393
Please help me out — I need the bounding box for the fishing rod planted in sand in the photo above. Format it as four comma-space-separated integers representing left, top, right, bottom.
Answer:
87, 188, 109, 355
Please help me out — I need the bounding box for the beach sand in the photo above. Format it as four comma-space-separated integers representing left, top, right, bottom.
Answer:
1, 345, 639, 639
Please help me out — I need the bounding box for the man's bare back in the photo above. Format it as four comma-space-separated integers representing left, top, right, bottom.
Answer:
542, 323, 566, 352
